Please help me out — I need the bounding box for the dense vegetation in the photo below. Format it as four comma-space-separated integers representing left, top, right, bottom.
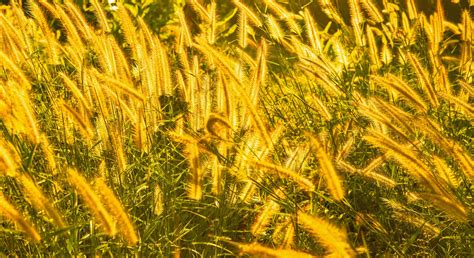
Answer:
0, 0, 472, 256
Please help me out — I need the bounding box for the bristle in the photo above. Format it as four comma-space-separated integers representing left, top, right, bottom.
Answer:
39, 135, 57, 175
206, 113, 231, 139
406, 0, 418, 20
95, 179, 139, 245
406, 53, 439, 107
185, 143, 203, 200
29, 1, 60, 63
361, 0, 384, 24
0, 51, 31, 90
133, 109, 149, 152
298, 212, 354, 257
307, 134, 345, 201
349, 0, 364, 46
90, 0, 110, 31
116, 3, 138, 57
433, 156, 460, 188
67, 168, 117, 235
238, 11, 248, 48
303, 8, 323, 53
418, 193, 467, 221
64, 0, 94, 41
0, 140, 21, 177
364, 129, 445, 195
60, 73, 92, 113
232, 0, 263, 27
19, 174, 66, 228
336, 136, 354, 161
208, 1, 216, 44
384, 199, 441, 236
272, 216, 294, 248
380, 42, 393, 65
110, 127, 128, 173
153, 185, 164, 216
266, 14, 285, 42
372, 74, 428, 112
439, 92, 474, 118
366, 26, 381, 70
228, 241, 314, 258
61, 101, 94, 140
94, 70, 145, 102
0, 193, 41, 242
339, 157, 398, 188
318, 0, 346, 26
251, 188, 283, 236
251, 160, 315, 192
188, 0, 210, 21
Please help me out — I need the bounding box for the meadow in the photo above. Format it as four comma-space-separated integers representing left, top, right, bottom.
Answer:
0, 0, 472, 256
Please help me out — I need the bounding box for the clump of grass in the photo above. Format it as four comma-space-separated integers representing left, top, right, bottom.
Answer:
0, 0, 472, 256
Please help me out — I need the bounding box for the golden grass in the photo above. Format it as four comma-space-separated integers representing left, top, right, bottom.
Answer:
95, 179, 139, 245
0, 193, 41, 242
298, 212, 354, 257
18, 174, 66, 228
0, 0, 472, 255
307, 134, 345, 201
228, 241, 314, 258
67, 168, 117, 236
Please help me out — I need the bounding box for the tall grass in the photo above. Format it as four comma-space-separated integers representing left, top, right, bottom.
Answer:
0, 0, 472, 256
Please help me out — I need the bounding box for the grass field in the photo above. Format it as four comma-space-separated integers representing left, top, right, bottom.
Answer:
0, 0, 473, 256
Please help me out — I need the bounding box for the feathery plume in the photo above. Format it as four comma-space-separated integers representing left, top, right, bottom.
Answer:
0, 140, 20, 177
95, 179, 139, 245
406, 0, 418, 20
433, 156, 460, 188
308, 134, 345, 200
439, 92, 474, 118
90, 0, 110, 32
406, 53, 439, 107
361, 0, 384, 24
206, 113, 231, 139
208, 1, 216, 44
251, 160, 315, 192
67, 168, 117, 235
133, 109, 149, 152
272, 217, 295, 248
298, 212, 353, 257
238, 11, 248, 48
266, 14, 285, 42
185, 143, 203, 200
177, 8, 192, 50
61, 101, 94, 140
366, 26, 381, 70
303, 8, 323, 53
349, 0, 364, 46
59, 73, 92, 113
364, 129, 444, 195
371, 74, 428, 112
318, 0, 346, 26
251, 188, 283, 236
384, 199, 440, 236
232, 0, 262, 27
94, 70, 145, 102
417, 193, 467, 221
227, 241, 314, 258
0, 193, 41, 242
19, 174, 66, 228
153, 185, 164, 216
188, 0, 210, 21
337, 160, 397, 188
